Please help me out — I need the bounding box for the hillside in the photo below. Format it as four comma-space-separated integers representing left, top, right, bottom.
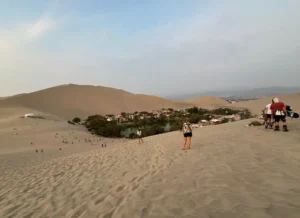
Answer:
185, 95, 228, 108
226, 93, 300, 115
0, 84, 193, 119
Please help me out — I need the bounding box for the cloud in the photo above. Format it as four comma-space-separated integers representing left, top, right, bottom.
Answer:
105, 0, 300, 95
26, 16, 56, 39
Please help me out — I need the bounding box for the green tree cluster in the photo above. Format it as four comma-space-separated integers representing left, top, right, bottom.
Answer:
211, 108, 240, 115
85, 115, 122, 137
72, 117, 81, 123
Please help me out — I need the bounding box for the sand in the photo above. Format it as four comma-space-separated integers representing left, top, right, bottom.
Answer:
1, 105, 300, 217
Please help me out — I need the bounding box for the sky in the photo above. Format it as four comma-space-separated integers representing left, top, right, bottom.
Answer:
1, 0, 300, 97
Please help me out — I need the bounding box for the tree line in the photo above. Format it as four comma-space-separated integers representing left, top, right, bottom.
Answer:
69, 107, 252, 138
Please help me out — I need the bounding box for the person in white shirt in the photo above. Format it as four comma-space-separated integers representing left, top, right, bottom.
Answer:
263, 102, 273, 129
137, 128, 143, 144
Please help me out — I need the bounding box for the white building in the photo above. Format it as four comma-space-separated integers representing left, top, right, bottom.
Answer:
24, 113, 36, 118
210, 119, 220, 123
107, 117, 113, 122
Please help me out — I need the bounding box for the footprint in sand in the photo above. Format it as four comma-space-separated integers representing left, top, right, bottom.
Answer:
137, 176, 145, 182
132, 184, 140, 191
141, 207, 149, 217
131, 177, 138, 182
116, 185, 125, 192
151, 170, 157, 176
95, 197, 106, 205
70, 205, 87, 218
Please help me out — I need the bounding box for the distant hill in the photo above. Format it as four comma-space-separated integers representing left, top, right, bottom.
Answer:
185, 96, 228, 108
166, 87, 300, 100
225, 92, 300, 115
0, 93, 27, 100
0, 84, 193, 119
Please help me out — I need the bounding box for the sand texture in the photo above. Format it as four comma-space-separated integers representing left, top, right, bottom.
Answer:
1, 116, 300, 217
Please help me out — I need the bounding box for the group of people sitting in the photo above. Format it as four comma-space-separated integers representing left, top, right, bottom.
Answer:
263, 97, 289, 132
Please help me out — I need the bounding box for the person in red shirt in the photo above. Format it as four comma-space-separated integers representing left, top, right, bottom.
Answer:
270, 97, 289, 132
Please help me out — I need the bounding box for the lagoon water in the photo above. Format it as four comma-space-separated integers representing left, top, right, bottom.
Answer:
121, 123, 171, 137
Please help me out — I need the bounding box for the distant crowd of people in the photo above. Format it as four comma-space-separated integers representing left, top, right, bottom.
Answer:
263, 97, 289, 132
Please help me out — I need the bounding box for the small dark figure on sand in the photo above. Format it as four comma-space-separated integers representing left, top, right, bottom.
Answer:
36, 149, 38, 153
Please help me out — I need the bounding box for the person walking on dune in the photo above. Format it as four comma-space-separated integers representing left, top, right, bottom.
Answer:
182, 119, 192, 150
137, 128, 143, 144
270, 97, 289, 132
263, 102, 273, 129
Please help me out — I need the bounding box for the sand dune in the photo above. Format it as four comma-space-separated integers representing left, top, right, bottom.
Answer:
1, 103, 300, 217
227, 92, 300, 115
0, 84, 193, 119
0, 107, 121, 155
186, 96, 228, 108
1, 92, 300, 217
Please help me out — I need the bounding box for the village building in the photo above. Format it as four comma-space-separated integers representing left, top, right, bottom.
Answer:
24, 113, 37, 118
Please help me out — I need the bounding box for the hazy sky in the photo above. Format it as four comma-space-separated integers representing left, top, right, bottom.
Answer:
1, 0, 300, 97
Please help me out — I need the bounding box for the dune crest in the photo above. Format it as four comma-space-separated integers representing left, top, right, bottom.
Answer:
0, 84, 193, 119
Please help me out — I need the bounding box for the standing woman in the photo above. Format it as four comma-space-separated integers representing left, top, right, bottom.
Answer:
182, 119, 192, 150
137, 128, 143, 144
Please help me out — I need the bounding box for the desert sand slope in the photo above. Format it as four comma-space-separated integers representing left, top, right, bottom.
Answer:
186, 96, 228, 108
0, 106, 123, 156
0, 84, 192, 119
1, 117, 300, 217
226, 93, 300, 115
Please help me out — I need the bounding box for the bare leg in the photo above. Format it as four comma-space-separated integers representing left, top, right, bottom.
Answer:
188, 137, 191, 149
274, 120, 279, 131
183, 137, 187, 150
267, 118, 273, 128
141, 138, 143, 143
283, 119, 288, 131
269, 118, 274, 127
